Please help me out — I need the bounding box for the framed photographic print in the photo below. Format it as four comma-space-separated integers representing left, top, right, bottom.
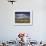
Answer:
14, 9, 32, 26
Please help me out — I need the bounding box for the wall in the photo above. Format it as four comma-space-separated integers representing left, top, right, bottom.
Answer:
0, 0, 46, 42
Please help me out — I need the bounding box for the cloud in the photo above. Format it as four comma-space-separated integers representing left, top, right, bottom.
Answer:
16, 14, 30, 19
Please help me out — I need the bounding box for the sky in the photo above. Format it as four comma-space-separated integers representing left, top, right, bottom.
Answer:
15, 13, 30, 19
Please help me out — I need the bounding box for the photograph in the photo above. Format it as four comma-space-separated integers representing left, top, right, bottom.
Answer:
15, 12, 30, 23
15, 10, 32, 25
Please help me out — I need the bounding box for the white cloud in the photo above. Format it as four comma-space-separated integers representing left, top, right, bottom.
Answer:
16, 14, 30, 19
